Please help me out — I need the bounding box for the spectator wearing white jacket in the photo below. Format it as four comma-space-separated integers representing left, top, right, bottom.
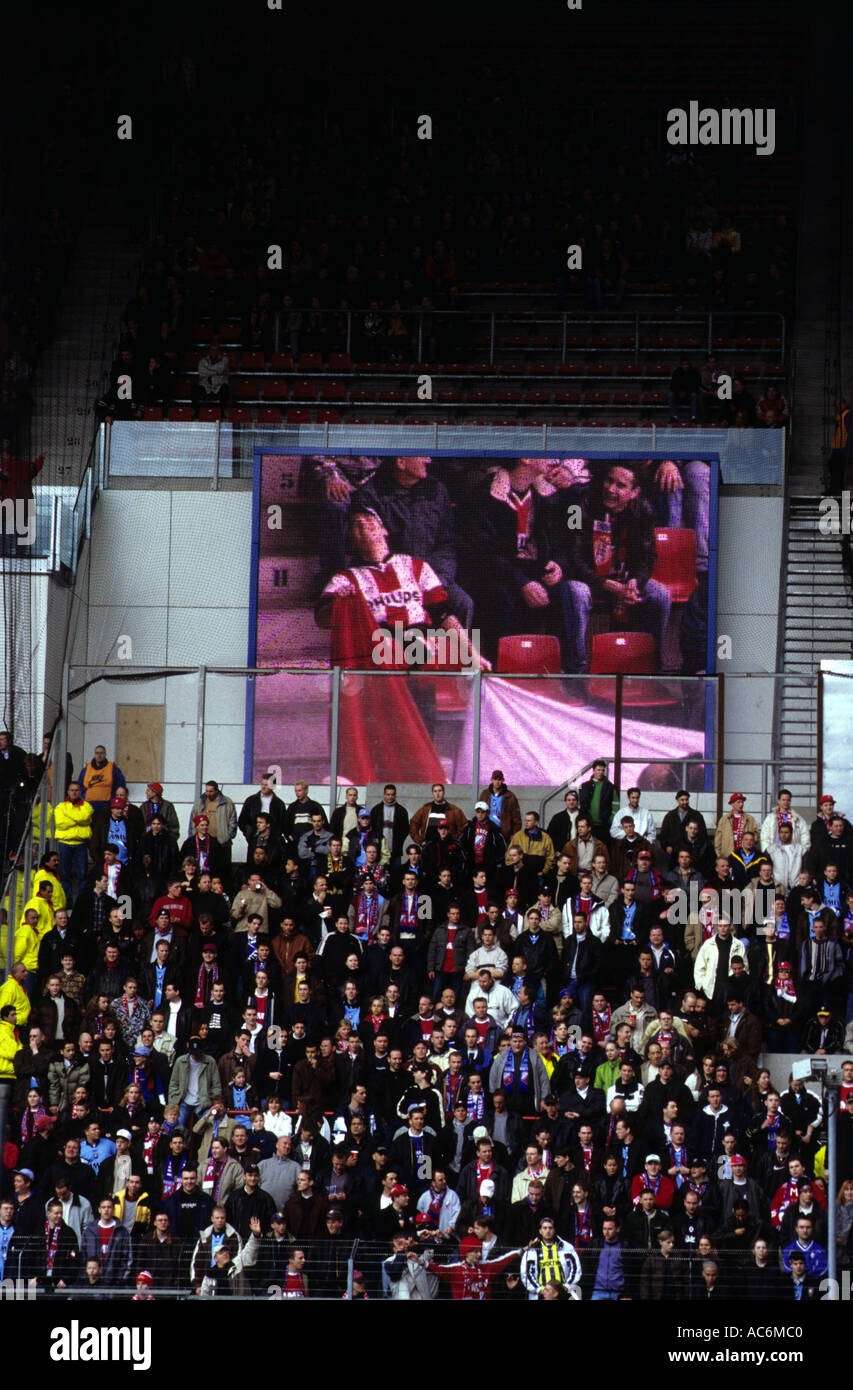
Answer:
519, 1219, 582, 1298
759, 791, 810, 851
383, 1238, 438, 1299
694, 921, 748, 1002
769, 826, 805, 894
610, 790, 657, 843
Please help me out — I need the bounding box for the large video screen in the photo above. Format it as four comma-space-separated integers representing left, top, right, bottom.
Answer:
248, 452, 718, 785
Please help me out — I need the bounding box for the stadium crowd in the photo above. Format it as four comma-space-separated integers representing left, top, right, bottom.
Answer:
0, 758, 850, 1300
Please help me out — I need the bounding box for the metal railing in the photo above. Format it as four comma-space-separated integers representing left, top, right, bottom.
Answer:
0, 1236, 826, 1301
267, 307, 787, 366
101, 419, 786, 486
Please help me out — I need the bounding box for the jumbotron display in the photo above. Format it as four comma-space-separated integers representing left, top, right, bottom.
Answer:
248, 453, 717, 785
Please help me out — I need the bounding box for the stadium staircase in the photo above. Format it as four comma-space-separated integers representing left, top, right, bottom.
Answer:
776, 0, 853, 806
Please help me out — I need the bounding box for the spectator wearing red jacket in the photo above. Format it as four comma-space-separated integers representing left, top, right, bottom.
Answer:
427, 1236, 519, 1300
149, 880, 194, 934
630, 1154, 675, 1209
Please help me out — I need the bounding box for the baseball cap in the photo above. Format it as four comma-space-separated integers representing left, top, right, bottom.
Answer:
437, 818, 449, 829
472, 1125, 489, 1141
645, 1153, 661, 1164
390, 1184, 408, 1199
732, 1154, 747, 1165
110, 797, 123, 809
272, 1211, 287, 1223
116, 1128, 132, 1140
245, 1163, 260, 1176
474, 801, 489, 811
14, 1167, 34, 1181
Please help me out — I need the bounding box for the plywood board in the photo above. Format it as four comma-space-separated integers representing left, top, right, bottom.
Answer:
116, 705, 164, 782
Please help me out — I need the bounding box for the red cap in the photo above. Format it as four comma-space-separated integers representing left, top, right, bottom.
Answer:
505, 888, 518, 899
437, 819, 450, 829
390, 1184, 409, 1199
148, 782, 163, 795
728, 793, 746, 804
460, 1236, 482, 1258
136, 1270, 154, 1287
732, 1154, 747, 1165
819, 795, 835, 805
110, 797, 123, 809
193, 813, 209, 826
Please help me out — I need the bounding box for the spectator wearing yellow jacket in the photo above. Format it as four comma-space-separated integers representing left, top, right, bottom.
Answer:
32, 851, 65, 911
53, 782, 93, 907
0, 912, 39, 989
0, 1003, 21, 1078
506, 812, 556, 876
0, 963, 31, 1029
21, 881, 56, 945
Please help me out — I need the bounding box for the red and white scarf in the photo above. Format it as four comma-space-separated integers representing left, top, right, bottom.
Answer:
592, 1005, 611, 1043
355, 894, 380, 941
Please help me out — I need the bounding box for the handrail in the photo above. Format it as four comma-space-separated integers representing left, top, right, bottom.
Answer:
268, 307, 788, 368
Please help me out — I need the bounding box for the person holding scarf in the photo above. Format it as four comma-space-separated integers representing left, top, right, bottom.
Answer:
389, 870, 429, 966
488, 1026, 549, 1115
352, 843, 391, 897
179, 814, 223, 876
20, 1086, 47, 1146
157, 1131, 188, 1203
319, 837, 354, 905
347, 880, 389, 946
714, 793, 759, 858
760, 788, 810, 852
630, 1153, 675, 1210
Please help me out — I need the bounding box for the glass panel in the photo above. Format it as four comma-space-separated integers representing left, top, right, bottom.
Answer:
336, 670, 475, 789
479, 674, 615, 788
248, 669, 332, 787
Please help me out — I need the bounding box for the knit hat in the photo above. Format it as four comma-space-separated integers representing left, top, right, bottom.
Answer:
729, 793, 746, 804
147, 782, 163, 795
460, 1236, 482, 1258
136, 1270, 154, 1288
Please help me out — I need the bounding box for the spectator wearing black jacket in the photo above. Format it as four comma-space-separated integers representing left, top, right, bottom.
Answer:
225, 1164, 276, 1240
369, 786, 411, 863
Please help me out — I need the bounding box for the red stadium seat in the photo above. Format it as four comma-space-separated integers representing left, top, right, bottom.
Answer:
315, 407, 341, 423
142, 406, 163, 420
291, 379, 318, 400
197, 406, 221, 421
651, 528, 699, 602
328, 352, 352, 372
299, 353, 324, 371
590, 631, 655, 674
262, 379, 289, 400
256, 407, 281, 424
234, 376, 259, 400
241, 351, 265, 371
286, 408, 313, 423
167, 406, 193, 421
321, 380, 347, 400
497, 635, 562, 674
271, 352, 294, 371
227, 407, 252, 424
